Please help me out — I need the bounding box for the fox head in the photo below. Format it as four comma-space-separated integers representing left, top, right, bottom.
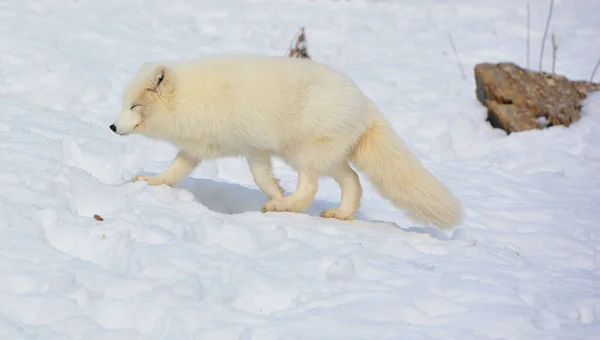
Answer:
110, 64, 176, 137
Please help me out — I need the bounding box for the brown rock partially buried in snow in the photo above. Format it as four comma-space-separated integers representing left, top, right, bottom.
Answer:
474, 62, 600, 134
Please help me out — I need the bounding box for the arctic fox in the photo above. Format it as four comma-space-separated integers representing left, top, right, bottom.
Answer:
110, 55, 463, 229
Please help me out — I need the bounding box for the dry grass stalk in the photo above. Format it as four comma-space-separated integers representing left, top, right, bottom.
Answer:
526, 3, 530, 68
551, 32, 557, 73
590, 53, 600, 82
538, 0, 554, 71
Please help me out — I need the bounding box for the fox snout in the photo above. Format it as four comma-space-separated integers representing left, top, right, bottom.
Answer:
110, 109, 142, 136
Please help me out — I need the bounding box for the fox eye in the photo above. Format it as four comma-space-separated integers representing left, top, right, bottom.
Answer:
130, 104, 140, 110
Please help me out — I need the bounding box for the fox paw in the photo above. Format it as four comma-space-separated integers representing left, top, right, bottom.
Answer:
261, 199, 290, 213
320, 209, 355, 221
261, 198, 303, 213
132, 175, 168, 186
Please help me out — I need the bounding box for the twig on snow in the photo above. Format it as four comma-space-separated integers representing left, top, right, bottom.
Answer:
448, 32, 466, 80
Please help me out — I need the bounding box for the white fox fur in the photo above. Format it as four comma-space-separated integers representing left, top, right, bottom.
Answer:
110, 55, 463, 229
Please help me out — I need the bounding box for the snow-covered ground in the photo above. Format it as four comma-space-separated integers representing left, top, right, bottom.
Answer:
1, 0, 599, 338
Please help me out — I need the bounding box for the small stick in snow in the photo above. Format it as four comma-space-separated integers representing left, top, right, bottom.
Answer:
538, 0, 554, 71
551, 32, 557, 73
287, 27, 310, 59
448, 32, 466, 80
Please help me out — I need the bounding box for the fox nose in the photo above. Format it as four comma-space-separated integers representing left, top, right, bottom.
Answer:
109, 124, 116, 133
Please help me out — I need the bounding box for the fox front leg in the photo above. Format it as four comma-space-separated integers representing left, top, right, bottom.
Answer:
133, 151, 199, 186
246, 153, 285, 200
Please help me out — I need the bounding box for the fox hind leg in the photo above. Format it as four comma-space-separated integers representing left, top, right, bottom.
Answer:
320, 161, 362, 220
260, 134, 355, 215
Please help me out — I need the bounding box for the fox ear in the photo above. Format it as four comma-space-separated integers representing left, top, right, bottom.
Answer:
147, 65, 171, 93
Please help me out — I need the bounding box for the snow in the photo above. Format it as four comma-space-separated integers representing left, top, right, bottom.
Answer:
1, 0, 599, 338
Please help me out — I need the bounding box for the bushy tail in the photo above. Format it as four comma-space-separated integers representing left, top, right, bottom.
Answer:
349, 111, 463, 229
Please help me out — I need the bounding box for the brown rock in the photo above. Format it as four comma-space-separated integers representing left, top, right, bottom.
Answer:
486, 102, 538, 132
474, 62, 600, 134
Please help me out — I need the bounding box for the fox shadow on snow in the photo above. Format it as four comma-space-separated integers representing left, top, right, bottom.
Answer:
173, 176, 339, 217
162, 175, 451, 241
